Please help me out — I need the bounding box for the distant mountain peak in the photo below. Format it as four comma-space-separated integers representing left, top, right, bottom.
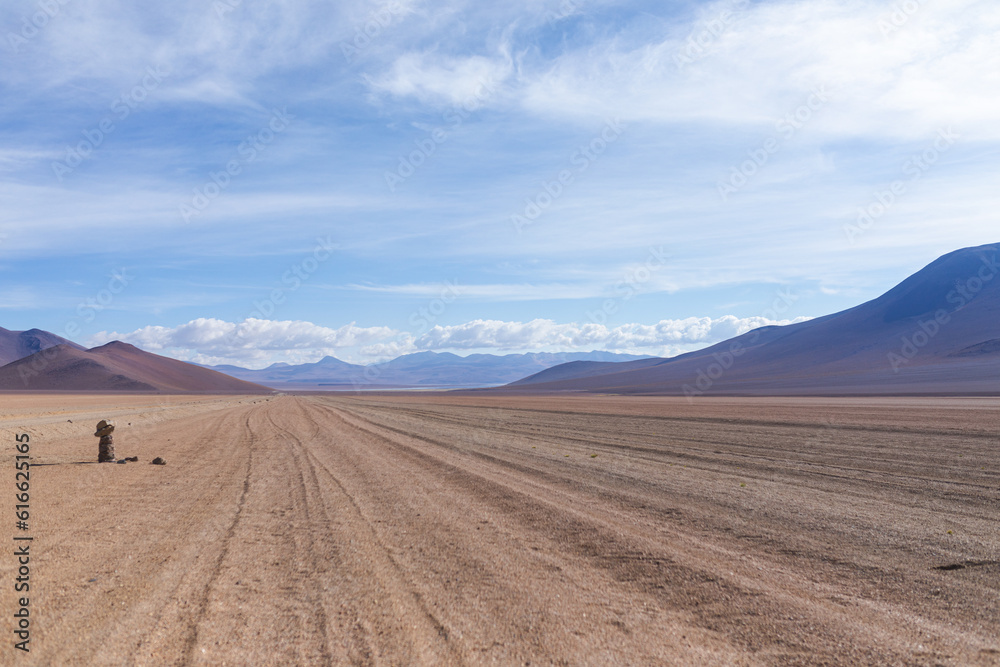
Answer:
92, 340, 139, 351
202, 350, 652, 389
0, 339, 270, 393
877, 242, 999, 323
0, 326, 85, 366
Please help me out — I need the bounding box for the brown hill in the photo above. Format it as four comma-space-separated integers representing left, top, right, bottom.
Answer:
0, 341, 271, 393
0, 327, 84, 365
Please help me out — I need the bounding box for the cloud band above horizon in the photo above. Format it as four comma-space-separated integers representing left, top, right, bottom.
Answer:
86, 314, 812, 368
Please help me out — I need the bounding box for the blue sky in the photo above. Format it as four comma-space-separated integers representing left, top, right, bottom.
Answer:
2, 0, 998, 367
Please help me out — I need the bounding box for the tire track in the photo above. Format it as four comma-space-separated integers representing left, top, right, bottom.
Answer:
311, 396, 1000, 666
351, 402, 996, 488
179, 409, 258, 664
20, 394, 999, 666
260, 404, 337, 665
305, 401, 876, 663
126, 404, 260, 663
284, 398, 462, 666
35, 402, 259, 666
341, 400, 1000, 514
349, 400, 1000, 442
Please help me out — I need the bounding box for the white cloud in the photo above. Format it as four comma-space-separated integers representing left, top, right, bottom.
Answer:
11, 0, 998, 144
84, 314, 812, 367
413, 316, 811, 353
0, 149, 61, 173
2, 0, 357, 94
368, 51, 513, 107
87, 318, 396, 365
514, 0, 1000, 141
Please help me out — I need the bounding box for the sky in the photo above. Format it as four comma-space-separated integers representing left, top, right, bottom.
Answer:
1, 0, 998, 367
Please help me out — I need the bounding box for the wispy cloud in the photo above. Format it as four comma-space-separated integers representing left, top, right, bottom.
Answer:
369, 51, 513, 107
517, 0, 1000, 140
3, 0, 996, 353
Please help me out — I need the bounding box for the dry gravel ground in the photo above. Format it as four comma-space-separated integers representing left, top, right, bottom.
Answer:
0, 393, 998, 666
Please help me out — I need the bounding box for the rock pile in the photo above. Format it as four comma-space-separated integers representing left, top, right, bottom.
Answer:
95, 420, 115, 462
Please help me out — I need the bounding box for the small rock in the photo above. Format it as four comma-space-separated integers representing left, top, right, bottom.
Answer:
116, 459, 127, 464
151, 457, 166, 466
127, 456, 139, 462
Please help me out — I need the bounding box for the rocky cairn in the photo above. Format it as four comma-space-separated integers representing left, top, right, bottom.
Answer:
95, 419, 116, 463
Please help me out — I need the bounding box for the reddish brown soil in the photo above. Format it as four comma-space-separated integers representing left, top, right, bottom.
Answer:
1, 394, 998, 665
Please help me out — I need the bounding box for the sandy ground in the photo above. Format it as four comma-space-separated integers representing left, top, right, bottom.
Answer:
0, 393, 998, 666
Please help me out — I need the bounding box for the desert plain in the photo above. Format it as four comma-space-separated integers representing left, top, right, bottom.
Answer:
0, 393, 998, 666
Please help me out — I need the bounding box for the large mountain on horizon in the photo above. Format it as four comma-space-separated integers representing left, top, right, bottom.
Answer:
205, 350, 653, 389
508, 242, 1000, 395
0, 327, 84, 366
0, 341, 270, 393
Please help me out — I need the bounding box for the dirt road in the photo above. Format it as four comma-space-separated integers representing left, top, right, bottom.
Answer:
1, 394, 998, 665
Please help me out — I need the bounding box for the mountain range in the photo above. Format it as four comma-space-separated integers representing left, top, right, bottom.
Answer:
0, 334, 649, 393
1, 242, 997, 395
509, 242, 1000, 395
203, 351, 652, 389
